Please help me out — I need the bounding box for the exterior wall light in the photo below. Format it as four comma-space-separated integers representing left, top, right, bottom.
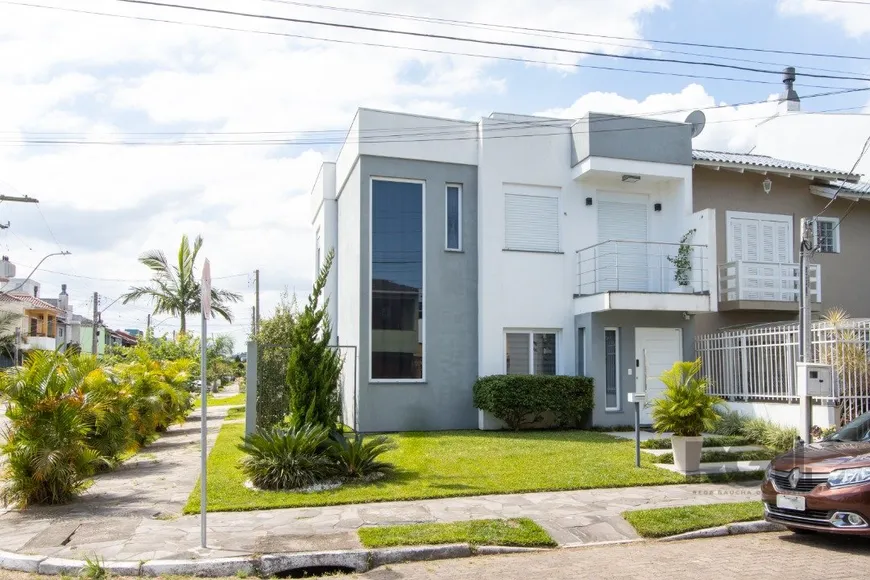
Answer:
586, 197, 593, 206
763, 178, 772, 194
622, 174, 641, 183
654, 203, 662, 212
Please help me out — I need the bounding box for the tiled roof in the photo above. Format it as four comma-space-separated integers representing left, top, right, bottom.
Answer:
0, 293, 63, 313
692, 150, 860, 179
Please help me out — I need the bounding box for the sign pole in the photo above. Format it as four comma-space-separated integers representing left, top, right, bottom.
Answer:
200, 259, 211, 549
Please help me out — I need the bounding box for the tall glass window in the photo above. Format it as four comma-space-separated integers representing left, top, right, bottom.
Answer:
604, 328, 619, 410
371, 179, 424, 380
446, 185, 461, 250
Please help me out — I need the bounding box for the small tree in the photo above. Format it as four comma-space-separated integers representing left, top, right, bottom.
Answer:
285, 249, 342, 429
667, 229, 696, 287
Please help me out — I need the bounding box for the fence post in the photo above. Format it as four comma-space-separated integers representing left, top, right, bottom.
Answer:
245, 340, 258, 436
740, 333, 749, 401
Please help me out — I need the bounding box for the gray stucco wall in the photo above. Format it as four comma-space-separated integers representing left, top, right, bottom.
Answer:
356, 156, 479, 432
571, 113, 692, 167
576, 310, 695, 427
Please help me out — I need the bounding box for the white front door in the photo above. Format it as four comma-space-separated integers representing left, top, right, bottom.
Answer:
597, 192, 650, 292
635, 327, 683, 424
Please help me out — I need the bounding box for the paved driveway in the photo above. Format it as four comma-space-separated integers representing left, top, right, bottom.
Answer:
352, 532, 870, 580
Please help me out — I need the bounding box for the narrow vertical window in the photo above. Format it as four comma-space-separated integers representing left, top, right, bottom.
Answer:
315, 228, 321, 274
533, 333, 556, 375
446, 185, 461, 250
371, 179, 424, 380
577, 328, 586, 376
604, 328, 619, 410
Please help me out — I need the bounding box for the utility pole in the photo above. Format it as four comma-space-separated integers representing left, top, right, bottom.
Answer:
91, 292, 99, 356
254, 269, 260, 336
0, 194, 39, 230
251, 306, 256, 339
798, 218, 814, 444
13, 327, 20, 365
146, 314, 151, 334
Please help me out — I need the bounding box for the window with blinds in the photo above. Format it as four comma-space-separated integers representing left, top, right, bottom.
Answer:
504, 193, 560, 252
505, 331, 557, 375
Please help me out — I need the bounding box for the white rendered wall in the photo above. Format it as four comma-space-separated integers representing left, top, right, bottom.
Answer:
336, 163, 361, 428
477, 118, 697, 379
727, 401, 838, 430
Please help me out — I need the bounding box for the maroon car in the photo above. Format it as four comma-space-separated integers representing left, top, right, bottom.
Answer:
762, 411, 870, 535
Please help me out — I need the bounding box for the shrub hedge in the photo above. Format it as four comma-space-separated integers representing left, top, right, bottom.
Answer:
472, 375, 594, 430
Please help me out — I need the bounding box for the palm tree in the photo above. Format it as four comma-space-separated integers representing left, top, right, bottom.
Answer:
0, 309, 22, 362
122, 234, 242, 333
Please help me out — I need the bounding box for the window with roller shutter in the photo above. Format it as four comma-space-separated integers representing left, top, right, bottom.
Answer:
504, 193, 560, 252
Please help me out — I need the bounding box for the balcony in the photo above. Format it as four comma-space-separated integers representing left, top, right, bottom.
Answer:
25, 335, 58, 351
574, 240, 712, 314
718, 261, 820, 311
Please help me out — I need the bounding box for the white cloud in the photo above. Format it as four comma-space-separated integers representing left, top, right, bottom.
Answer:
778, 0, 870, 37
538, 83, 782, 151
0, 0, 671, 347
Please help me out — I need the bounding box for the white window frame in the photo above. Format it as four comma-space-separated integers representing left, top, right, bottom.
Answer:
604, 327, 620, 412
369, 176, 426, 384
445, 184, 462, 251
813, 217, 840, 254
503, 329, 559, 375
503, 183, 562, 254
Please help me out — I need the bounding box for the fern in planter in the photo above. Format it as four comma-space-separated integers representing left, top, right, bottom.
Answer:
667, 229, 696, 288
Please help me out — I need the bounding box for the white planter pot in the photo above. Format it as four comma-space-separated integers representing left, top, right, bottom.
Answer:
671, 436, 704, 474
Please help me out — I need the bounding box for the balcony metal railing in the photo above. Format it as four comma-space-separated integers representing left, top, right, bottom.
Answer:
576, 240, 709, 296
718, 261, 821, 303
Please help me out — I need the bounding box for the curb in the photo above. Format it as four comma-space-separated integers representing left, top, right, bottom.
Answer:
0, 544, 543, 577
659, 520, 787, 542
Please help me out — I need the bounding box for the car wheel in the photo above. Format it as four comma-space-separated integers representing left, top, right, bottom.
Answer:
786, 527, 816, 535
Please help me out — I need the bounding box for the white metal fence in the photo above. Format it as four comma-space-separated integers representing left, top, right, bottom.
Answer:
718, 261, 820, 303
696, 319, 870, 425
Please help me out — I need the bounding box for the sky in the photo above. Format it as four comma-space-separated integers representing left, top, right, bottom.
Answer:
0, 0, 869, 351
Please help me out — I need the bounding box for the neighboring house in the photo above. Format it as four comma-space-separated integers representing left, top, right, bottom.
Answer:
310, 105, 863, 433
109, 329, 138, 348
691, 152, 863, 336
0, 293, 63, 353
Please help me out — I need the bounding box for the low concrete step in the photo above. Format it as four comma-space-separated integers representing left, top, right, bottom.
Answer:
654, 460, 769, 476
641, 445, 766, 457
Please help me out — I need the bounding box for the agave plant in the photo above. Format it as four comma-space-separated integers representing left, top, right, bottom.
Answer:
328, 432, 396, 479
0, 351, 103, 506
238, 423, 333, 490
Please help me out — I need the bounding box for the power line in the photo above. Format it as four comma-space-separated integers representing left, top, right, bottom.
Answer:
5, 85, 869, 141
261, 0, 870, 63
816, 135, 870, 218
2, 102, 869, 148
2, 1, 860, 92
814, 0, 870, 5
112, 0, 870, 83
34, 203, 65, 253
262, 0, 870, 75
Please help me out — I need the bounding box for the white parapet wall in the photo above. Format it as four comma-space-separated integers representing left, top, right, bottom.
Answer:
725, 401, 839, 429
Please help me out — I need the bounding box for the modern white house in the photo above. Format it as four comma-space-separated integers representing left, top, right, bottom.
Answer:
310, 106, 862, 433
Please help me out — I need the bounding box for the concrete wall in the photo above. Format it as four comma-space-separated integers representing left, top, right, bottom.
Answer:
356, 156, 479, 432
576, 311, 695, 427
571, 113, 693, 167
311, 162, 338, 343
693, 167, 870, 331
726, 401, 838, 430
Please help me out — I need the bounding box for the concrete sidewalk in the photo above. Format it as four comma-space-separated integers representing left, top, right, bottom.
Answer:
0, 405, 761, 563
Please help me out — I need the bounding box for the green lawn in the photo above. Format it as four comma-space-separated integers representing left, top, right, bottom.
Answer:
184, 423, 751, 514
623, 501, 764, 538
358, 518, 555, 548
225, 406, 246, 420
193, 393, 247, 408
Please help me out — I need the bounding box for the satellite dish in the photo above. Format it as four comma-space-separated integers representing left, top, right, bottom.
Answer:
686, 110, 706, 139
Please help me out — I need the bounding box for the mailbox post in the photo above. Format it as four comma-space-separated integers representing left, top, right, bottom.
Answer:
627, 392, 646, 468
